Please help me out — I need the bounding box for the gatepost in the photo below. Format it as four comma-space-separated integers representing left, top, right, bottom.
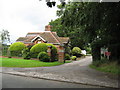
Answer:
47, 46, 52, 62
58, 44, 65, 63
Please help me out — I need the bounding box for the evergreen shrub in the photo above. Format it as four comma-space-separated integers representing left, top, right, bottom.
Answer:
30, 43, 47, 58
71, 56, 77, 60
9, 42, 26, 57
37, 52, 50, 62
22, 48, 31, 59
71, 47, 81, 57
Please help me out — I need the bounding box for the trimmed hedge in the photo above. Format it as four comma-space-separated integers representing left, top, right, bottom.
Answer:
9, 42, 26, 57
30, 43, 47, 58
71, 56, 77, 60
38, 52, 50, 62
71, 47, 81, 57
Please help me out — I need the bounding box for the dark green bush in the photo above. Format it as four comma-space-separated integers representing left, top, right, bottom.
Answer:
65, 54, 70, 60
65, 46, 71, 55
46, 43, 58, 61
22, 48, 31, 59
37, 52, 50, 62
30, 43, 47, 58
9, 42, 26, 57
71, 47, 81, 57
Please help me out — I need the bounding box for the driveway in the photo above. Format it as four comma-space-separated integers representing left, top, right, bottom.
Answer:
1, 56, 119, 88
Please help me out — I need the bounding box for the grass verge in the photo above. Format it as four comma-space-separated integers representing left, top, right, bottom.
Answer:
89, 61, 120, 75
0, 58, 72, 68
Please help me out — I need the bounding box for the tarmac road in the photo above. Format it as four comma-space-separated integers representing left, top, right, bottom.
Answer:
2, 73, 102, 88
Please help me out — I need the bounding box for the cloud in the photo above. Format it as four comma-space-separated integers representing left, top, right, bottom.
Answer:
0, 0, 58, 43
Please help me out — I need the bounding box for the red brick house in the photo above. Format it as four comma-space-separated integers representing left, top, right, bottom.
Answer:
16, 25, 70, 62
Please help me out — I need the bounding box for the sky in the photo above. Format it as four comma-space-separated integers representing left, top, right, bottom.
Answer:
0, 0, 59, 44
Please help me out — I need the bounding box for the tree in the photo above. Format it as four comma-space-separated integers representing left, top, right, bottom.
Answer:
51, 2, 120, 62
0, 29, 10, 44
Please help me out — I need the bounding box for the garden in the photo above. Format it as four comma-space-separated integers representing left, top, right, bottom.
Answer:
1, 42, 84, 68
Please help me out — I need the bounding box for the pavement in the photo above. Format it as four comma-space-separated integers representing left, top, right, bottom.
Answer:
0, 56, 119, 88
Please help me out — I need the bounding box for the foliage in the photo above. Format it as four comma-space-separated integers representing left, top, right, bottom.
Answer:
65, 54, 70, 60
50, 2, 120, 63
30, 43, 47, 58
71, 56, 77, 60
1, 58, 71, 68
37, 52, 50, 62
90, 61, 120, 75
9, 42, 26, 57
22, 48, 31, 59
46, 43, 58, 61
0, 29, 10, 44
92, 57, 109, 67
64, 46, 71, 55
1, 44, 10, 56
71, 47, 81, 57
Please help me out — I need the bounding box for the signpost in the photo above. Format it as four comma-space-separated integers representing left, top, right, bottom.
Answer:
101, 47, 111, 60
105, 52, 111, 60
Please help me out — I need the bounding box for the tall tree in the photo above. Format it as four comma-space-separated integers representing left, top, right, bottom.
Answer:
0, 29, 10, 44
49, 2, 120, 62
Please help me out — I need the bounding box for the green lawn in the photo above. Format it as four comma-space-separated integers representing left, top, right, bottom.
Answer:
0, 58, 72, 68
90, 61, 120, 75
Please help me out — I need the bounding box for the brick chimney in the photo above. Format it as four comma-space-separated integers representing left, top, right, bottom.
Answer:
45, 25, 52, 31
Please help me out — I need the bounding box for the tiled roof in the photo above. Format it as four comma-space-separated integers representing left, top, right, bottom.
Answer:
39, 32, 60, 44
16, 31, 69, 44
16, 37, 27, 41
59, 37, 69, 43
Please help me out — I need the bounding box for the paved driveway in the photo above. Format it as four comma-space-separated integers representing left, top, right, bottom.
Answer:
1, 56, 119, 88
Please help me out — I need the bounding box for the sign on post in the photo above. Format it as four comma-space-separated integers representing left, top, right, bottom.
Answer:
105, 52, 111, 60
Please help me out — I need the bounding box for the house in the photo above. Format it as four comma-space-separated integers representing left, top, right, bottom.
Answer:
16, 25, 70, 62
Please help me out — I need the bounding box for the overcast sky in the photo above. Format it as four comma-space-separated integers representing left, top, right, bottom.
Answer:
0, 0, 59, 44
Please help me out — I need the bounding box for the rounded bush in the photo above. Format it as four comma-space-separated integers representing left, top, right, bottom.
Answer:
71, 56, 77, 60
65, 54, 70, 60
46, 43, 58, 61
71, 47, 81, 57
30, 43, 47, 58
37, 52, 50, 62
22, 48, 31, 59
9, 42, 26, 57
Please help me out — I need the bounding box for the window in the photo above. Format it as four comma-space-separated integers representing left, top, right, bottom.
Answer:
38, 41, 41, 43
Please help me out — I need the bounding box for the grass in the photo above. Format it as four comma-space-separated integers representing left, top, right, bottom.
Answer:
0, 58, 72, 68
90, 61, 120, 75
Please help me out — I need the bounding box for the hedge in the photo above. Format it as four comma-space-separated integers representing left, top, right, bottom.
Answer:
9, 42, 26, 57
71, 47, 81, 57
30, 43, 47, 58
38, 52, 50, 62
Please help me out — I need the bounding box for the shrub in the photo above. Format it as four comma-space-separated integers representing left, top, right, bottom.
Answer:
71, 56, 77, 60
65, 46, 71, 55
65, 54, 70, 60
9, 42, 26, 57
30, 43, 47, 58
46, 43, 58, 61
92, 58, 109, 67
71, 47, 81, 57
37, 52, 50, 62
22, 48, 31, 59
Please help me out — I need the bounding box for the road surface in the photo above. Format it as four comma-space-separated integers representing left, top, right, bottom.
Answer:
2, 73, 102, 88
